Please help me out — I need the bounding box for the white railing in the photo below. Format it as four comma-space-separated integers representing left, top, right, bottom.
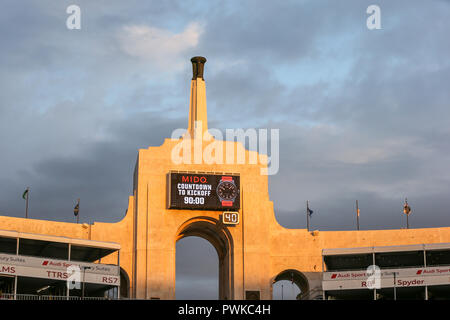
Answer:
0, 293, 116, 300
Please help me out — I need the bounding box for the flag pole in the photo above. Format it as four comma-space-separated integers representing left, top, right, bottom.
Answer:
306, 201, 310, 231
74, 198, 80, 224
403, 198, 411, 229
356, 200, 360, 231
407, 198, 409, 229
25, 187, 29, 219
406, 212, 409, 229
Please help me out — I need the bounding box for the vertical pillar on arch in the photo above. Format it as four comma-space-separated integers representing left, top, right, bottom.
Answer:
372, 251, 377, 300
321, 250, 326, 300
14, 236, 19, 299
423, 246, 428, 300
67, 243, 71, 300
117, 249, 121, 299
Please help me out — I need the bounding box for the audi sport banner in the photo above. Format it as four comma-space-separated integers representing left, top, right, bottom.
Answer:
167, 172, 240, 211
0, 253, 120, 286
323, 265, 450, 290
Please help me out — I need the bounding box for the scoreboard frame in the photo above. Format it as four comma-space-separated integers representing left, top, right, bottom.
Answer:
166, 171, 241, 211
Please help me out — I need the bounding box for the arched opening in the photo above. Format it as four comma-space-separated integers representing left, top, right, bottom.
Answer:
176, 237, 218, 299
175, 217, 234, 300
119, 268, 130, 298
272, 270, 309, 300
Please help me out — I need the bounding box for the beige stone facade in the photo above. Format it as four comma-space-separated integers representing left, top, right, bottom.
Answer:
1, 57, 450, 300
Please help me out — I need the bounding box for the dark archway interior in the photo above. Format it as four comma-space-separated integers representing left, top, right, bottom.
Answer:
120, 268, 130, 298
273, 269, 309, 300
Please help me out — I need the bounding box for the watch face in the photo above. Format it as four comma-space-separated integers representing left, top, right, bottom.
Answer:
217, 181, 237, 201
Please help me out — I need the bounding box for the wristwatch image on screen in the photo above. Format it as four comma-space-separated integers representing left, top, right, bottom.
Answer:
216, 176, 238, 207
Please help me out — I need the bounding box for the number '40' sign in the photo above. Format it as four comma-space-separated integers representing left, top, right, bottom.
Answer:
222, 212, 239, 225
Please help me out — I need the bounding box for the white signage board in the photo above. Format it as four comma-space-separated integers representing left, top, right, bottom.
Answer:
0, 253, 119, 286
323, 265, 450, 290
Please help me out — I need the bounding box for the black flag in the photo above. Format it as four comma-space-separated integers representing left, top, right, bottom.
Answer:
307, 203, 313, 217
306, 201, 314, 231
74, 199, 80, 217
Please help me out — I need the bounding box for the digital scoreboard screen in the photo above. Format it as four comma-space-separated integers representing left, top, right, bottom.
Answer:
167, 172, 240, 211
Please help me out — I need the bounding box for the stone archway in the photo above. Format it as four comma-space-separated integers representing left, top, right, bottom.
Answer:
271, 269, 309, 300
175, 217, 234, 300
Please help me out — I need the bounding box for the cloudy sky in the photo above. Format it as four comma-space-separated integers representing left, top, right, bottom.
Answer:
1, 0, 449, 299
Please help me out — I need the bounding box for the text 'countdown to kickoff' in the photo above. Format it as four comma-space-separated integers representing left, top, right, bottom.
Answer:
167, 172, 240, 211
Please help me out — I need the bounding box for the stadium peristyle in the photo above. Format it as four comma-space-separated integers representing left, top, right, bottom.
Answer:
2, 57, 450, 300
